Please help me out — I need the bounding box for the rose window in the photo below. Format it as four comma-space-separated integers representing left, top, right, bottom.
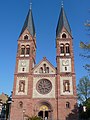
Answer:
36, 79, 52, 94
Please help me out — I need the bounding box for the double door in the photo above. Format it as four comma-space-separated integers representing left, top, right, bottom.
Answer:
38, 111, 48, 120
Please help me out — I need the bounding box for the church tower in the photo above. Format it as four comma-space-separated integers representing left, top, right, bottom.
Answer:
10, 4, 78, 120
56, 6, 78, 120
10, 7, 37, 120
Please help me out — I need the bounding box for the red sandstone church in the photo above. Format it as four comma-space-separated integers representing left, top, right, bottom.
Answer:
10, 4, 78, 120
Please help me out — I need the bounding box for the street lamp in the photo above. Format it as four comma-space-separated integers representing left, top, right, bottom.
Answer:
7, 97, 12, 120
83, 106, 86, 112
23, 109, 25, 120
7, 91, 14, 120
0, 101, 3, 116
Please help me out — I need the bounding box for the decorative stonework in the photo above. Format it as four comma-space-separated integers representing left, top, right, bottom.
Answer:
60, 32, 68, 38
59, 41, 70, 45
23, 34, 30, 40
18, 60, 29, 73
33, 61, 56, 74
60, 59, 71, 72
33, 77, 55, 98
18, 80, 25, 92
63, 80, 70, 92
16, 77, 28, 95
60, 76, 73, 95
36, 79, 52, 95
20, 43, 30, 46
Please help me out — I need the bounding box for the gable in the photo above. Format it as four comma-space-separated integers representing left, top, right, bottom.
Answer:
58, 27, 72, 39
33, 58, 56, 74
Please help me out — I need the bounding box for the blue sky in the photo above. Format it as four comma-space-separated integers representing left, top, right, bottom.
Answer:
0, 0, 90, 95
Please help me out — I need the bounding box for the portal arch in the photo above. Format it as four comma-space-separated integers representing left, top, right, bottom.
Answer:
35, 101, 53, 120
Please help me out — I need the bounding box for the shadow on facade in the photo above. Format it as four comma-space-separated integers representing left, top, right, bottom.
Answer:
66, 103, 78, 120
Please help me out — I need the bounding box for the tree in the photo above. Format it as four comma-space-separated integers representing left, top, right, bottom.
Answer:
77, 76, 90, 119
78, 98, 90, 119
84, 98, 90, 117
26, 116, 42, 120
77, 76, 90, 103
80, 20, 90, 72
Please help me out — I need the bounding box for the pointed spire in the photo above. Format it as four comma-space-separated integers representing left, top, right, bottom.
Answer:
30, 0, 32, 10
20, 5, 35, 37
61, 1, 63, 8
56, 6, 71, 37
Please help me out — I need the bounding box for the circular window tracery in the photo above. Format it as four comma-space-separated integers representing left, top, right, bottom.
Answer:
36, 79, 52, 95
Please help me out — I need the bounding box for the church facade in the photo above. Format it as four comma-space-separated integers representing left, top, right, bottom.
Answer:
10, 5, 78, 120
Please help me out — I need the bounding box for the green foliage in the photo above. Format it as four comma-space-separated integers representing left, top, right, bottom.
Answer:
79, 98, 90, 119
26, 116, 42, 120
77, 76, 90, 119
77, 76, 90, 103
80, 42, 90, 72
84, 98, 90, 113
80, 42, 90, 49
80, 21, 90, 73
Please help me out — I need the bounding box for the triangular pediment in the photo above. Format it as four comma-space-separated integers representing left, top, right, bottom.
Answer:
19, 29, 33, 40
60, 27, 72, 38
33, 57, 56, 74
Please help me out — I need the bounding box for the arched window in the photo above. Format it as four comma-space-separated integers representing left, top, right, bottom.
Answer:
22, 68, 25, 72
60, 44, 64, 54
65, 66, 67, 71
43, 64, 47, 73
65, 44, 70, 54
46, 67, 49, 73
24, 35, 29, 40
39, 67, 43, 73
66, 102, 70, 108
26, 45, 30, 55
21, 45, 25, 55
62, 33, 66, 38
19, 101, 23, 108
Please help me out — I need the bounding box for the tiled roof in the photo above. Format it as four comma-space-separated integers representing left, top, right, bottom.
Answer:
56, 6, 71, 37
20, 8, 35, 37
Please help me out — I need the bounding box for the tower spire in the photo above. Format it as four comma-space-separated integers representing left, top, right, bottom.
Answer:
56, 6, 71, 37
61, 0, 63, 8
20, 1, 35, 37
30, 0, 32, 10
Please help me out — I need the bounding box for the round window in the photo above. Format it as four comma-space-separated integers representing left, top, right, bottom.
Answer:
36, 79, 52, 95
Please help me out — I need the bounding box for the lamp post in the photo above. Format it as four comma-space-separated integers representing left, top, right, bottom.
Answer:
0, 101, 3, 116
7, 97, 12, 120
7, 91, 13, 120
83, 105, 87, 120
23, 109, 25, 120
83, 106, 86, 112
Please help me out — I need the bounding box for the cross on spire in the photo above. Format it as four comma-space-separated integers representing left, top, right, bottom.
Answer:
20, 0, 35, 37
61, 0, 64, 7
56, 3, 71, 37
30, 0, 32, 10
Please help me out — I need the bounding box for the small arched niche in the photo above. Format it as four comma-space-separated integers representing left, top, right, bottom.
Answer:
66, 102, 70, 109
23, 34, 29, 40
61, 32, 68, 39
